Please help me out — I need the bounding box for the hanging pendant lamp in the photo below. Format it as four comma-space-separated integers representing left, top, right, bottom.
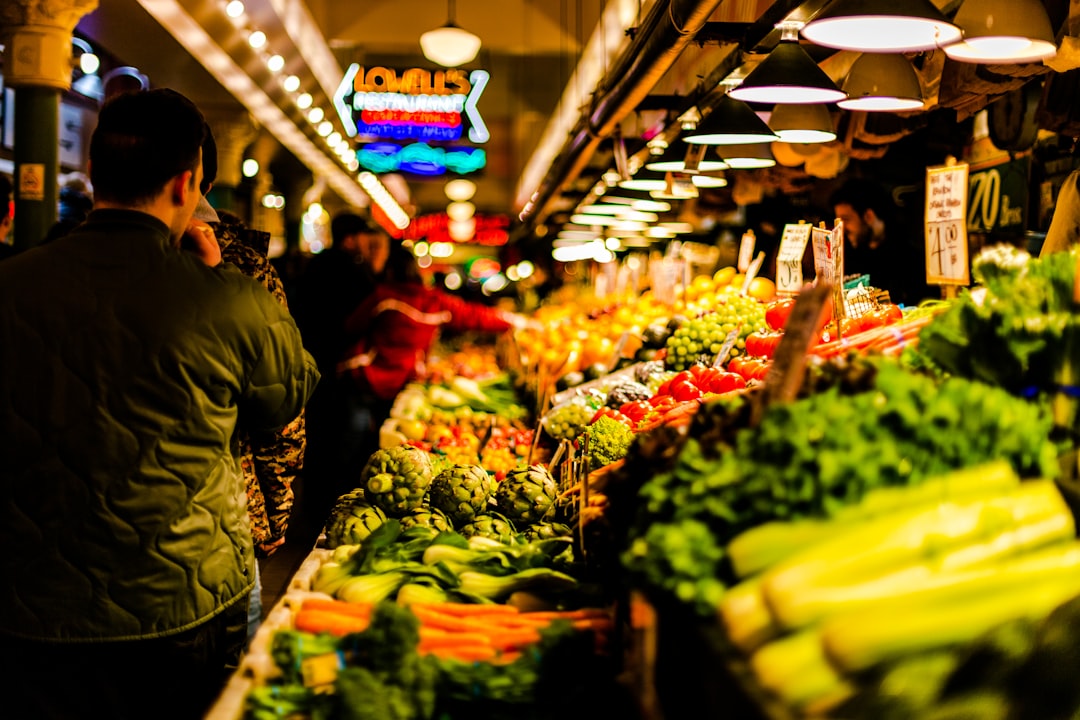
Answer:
717, 143, 776, 170
944, 0, 1057, 64
801, 0, 962, 53
420, 0, 482, 67
617, 167, 674, 193
729, 22, 847, 105
837, 54, 924, 111
769, 103, 837, 143
683, 94, 779, 146
645, 142, 729, 173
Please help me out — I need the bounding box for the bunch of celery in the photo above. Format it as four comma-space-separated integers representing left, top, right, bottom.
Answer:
715, 465, 1080, 714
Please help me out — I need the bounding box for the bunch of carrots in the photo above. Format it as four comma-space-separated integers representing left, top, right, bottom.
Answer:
811, 313, 937, 359
294, 597, 612, 664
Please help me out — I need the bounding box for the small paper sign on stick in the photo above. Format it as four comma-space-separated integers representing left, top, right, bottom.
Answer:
738, 230, 757, 273
712, 325, 743, 368
741, 251, 766, 296
925, 161, 971, 286
776, 223, 812, 295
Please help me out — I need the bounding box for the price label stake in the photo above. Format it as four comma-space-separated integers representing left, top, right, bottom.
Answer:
712, 325, 743, 368
776, 223, 812, 295
925, 162, 971, 286
738, 230, 757, 273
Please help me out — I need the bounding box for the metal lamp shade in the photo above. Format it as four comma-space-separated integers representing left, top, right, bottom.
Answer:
728, 41, 847, 105
802, 0, 962, 53
645, 142, 729, 173
716, 143, 776, 169
837, 53, 924, 112
684, 94, 779, 146
944, 0, 1056, 64
769, 103, 837, 143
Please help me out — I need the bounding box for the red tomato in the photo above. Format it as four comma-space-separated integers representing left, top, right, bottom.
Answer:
737, 358, 764, 381
619, 400, 653, 422
765, 298, 797, 331
670, 379, 703, 402
728, 356, 747, 375
874, 304, 904, 324
753, 362, 771, 381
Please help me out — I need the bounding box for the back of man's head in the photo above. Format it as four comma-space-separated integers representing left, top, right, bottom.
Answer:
330, 212, 377, 246
89, 89, 206, 207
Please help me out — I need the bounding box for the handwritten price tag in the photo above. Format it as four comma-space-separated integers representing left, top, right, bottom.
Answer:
925, 163, 970, 286
776, 223, 812, 295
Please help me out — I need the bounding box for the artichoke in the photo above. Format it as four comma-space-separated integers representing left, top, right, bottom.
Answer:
398, 507, 454, 533
495, 464, 557, 527
324, 495, 387, 549
521, 521, 573, 543
361, 444, 435, 517
458, 512, 518, 543
428, 464, 496, 526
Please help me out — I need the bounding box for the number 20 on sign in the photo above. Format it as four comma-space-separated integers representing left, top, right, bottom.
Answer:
925, 163, 970, 286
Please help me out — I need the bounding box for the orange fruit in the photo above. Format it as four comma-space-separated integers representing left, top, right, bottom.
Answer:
713, 266, 737, 286
748, 277, 777, 302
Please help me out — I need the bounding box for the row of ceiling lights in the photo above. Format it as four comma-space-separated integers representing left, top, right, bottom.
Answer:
559, 0, 1059, 252
217, 0, 410, 230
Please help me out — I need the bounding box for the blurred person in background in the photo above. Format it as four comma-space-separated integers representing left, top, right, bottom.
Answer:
292, 213, 389, 521
1041, 167, 1080, 257
42, 174, 94, 244
0, 88, 318, 719
337, 243, 528, 459
0, 173, 15, 261
831, 179, 929, 306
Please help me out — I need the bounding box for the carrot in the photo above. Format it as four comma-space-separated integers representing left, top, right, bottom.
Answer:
572, 617, 615, 632
409, 606, 476, 632
411, 602, 520, 616
294, 608, 370, 636
301, 598, 372, 618
484, 629, 543, 650
492, 650, 523, 665
421, 645, 498, 662
520, 608, 611, 621
417, 631, 492, 649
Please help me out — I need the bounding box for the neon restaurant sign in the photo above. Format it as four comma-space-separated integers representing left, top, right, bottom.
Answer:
334, 65, 490, 144
357, 142, 486, 176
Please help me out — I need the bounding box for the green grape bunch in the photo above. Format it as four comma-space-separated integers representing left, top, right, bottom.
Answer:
543, 402, 594, 441
664, 296, 768, 371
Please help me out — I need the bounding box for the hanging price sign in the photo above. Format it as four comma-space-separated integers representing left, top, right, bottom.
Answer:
776, 223, 812, 295
811, 225, 836, 286
738, 230, 757, 273
925, 162, 971, 286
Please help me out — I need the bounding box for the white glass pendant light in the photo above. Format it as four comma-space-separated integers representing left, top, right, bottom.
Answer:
944, 0, 1057, 64
717, 143, 776, 169
837, 53, 924, 111
801, 0, 962, 52
421, 0, 482, 67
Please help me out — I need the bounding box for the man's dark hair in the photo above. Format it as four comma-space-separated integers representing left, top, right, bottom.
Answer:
330, 212, 378, 244
200, 123, 218, 197
830, 179, 895, 223
89, 88, 206, 206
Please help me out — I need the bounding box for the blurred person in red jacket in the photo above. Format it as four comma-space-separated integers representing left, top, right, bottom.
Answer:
338, 243, 525, 446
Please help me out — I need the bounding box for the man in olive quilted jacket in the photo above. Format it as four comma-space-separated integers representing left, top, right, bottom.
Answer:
0, 89, 319, 718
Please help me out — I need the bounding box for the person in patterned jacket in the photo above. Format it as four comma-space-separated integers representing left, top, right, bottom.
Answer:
213, 212, 306, 560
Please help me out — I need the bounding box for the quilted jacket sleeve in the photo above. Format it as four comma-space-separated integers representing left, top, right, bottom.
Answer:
240, 303, 320, 434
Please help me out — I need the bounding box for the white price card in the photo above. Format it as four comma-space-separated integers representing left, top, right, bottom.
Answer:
776, 223, 812, 295
925, 163, 971, 286
738, 230, 757, 273
811, 221, 845, 286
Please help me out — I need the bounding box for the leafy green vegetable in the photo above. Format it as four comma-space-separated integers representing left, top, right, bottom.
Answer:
623, 358, 1058, 615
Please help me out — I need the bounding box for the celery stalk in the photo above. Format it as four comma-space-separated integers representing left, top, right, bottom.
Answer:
750, 629, 855, 710
821, 542, 1080, 673
727, 461, 1020, 579
762, 481, 1073, 630
718, 577, 780, 654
